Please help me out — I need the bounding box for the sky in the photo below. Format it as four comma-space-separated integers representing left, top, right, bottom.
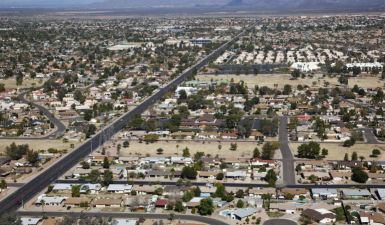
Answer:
0, 0, 101, 7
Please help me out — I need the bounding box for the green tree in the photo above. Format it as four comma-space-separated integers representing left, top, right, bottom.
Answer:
71, 185, 81, 197
321, 148, 328, 158
102, 157, 110, 169
297, 142, 321, 159
344, 153, 349, 161
174, 200, 185, 212
182, 148, 190, 157
26, 150, 39, 165
103, 170, 113, 186
214, 183, 226, 199
88, 169, 100, 183
235, 189, 244, 198
264, 169, 278, 187
253, 147, 261, 158
16, 71, 23, 86
0, 180, 7, 190
261, 142, 279, 160
0, 83, 5, 92
6, 143, 29, 160
236, 199, 244, 208
351, 151, 358, 161
181, 166, 197, 180
283, 84, 292, 95
229, 143, 237, 151
291, 69, 301, 79
351, 167, 368, 183
0, 213, 22, 225
198, 198, 214, 216
372, 149, 381, 157
74, 90, 86, 104
216, 172, 224, 180
156, 148, 164, 155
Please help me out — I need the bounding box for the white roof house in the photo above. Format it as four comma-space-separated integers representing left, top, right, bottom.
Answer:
113, 219, 138, 225
21, 217, 42, 225
232, 208, 258, 220
52, 183, 73, 191
107, 184, 133, 193
225, 171, 247, 178
36, 194, 67, 205
175, 86, 197, 97
80, 183, 102, 193
290, 62, 320, 72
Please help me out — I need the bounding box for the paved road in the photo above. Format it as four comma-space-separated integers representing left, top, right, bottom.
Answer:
264, 219, 297, 225
17, 211, 229, 225
361, 127, 380, 144
0, 26, 250, 214
279, 116, 296, 186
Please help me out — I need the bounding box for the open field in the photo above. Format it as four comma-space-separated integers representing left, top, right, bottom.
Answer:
0, 78, 45, 89
0, 139, 80, 154
290, 142, 385, 160
119, 140, 263, 158
196, 73, 384, 89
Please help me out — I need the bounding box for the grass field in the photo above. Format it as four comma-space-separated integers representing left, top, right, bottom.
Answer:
0, 139, 80, 155
289, 142, 385, 160
0, 78, 45, 89
196, 74, 384, 89
119, 140, 264, 158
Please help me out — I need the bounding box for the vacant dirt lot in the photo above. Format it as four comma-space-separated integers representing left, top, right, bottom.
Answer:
290, 142, 385, 160
119, 140, 264, 158
196, 74, 384, 89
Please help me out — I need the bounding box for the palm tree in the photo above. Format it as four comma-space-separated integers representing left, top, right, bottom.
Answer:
40, 199, 45, 213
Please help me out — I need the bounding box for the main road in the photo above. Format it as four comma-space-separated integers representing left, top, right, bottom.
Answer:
279, 116, 296, 186
18, 211, 229, 225
0, 25, 251, 214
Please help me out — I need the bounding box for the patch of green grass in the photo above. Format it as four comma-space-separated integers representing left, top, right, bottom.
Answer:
267, 211, 284, 218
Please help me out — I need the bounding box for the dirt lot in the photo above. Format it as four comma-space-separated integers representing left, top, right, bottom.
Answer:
0, 139, 80, 154
196, 73, 384, 89
0, 78, 45, 89
119, 140, 263, 158
289, 142, 385, 160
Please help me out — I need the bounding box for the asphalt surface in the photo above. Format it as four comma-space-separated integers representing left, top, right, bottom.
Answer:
361, 127, 380, 144
279, 116, 296, 186
0, 26, 250, 215
264, 219, 298, 225
17, 211, 229, 225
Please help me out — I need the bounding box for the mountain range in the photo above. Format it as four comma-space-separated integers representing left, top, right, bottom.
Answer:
92, 0, 385, 12
0, 0, 384, 12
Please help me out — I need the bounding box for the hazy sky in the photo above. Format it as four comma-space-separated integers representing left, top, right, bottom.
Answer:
0, 0, 101, 7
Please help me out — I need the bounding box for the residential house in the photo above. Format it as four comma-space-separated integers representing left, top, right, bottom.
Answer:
93, 198, 122, 208
302, 208, 336, 224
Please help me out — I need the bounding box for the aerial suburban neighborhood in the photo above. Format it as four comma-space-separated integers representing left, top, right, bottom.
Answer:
0, 1, 385, 225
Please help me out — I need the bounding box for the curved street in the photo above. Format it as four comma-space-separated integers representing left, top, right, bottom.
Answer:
18, 211, 230, 225
264, 219, 298, 225
13, 92, 66, 139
